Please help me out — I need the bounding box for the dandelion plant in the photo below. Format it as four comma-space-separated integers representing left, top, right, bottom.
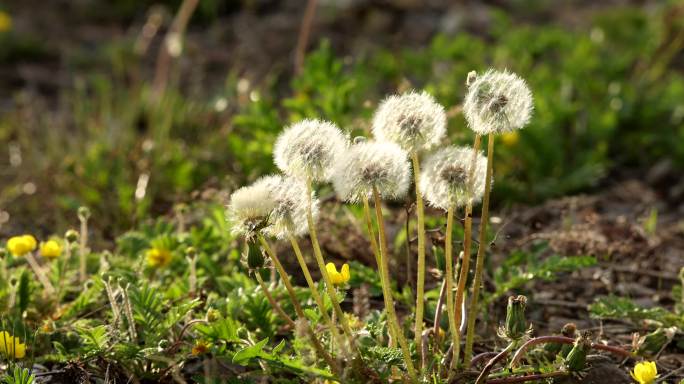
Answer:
226, 182, 340, 374
331, 140, 416, 379
420, 146, 487, 368
252, 174, 349, 358
462, 69, 533, 366
272, 119, 358, 352
372, 91, 446, 363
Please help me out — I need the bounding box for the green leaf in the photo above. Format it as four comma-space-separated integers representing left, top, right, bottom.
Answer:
232, 338, 268, 365
589, 296, 684, 328
272, 339, 286, 354
17, 269, 30, 314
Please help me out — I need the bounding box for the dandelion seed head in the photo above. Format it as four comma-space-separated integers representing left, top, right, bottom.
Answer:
252, 175, 318, 239
463, 69, 533, 135
372, 91, 446, 153
273, 119, 348, 182
420, 146, 488, 210
332, 141, 410, 203
226, 183, 276, 239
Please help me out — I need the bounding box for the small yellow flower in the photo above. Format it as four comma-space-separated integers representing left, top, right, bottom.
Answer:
39, 240, 62, 260
0, 11, 12, 33
146, 247, 172, 268
501, 131, 520, 147
326, 262, 350, 285
631, 361, 658, 384
0, 331, 26, 359
7, 235, 37, 256
346, 313, 364, 330
191, 340, 210, 356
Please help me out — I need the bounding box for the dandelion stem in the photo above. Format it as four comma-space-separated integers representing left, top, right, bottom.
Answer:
305, 177, 357, 352
444, 203, 459, 370
453, 134, 482, 366
361, 197, 397, 344
432, 277, 447, 350
410, 151, 427, 367
79, 215, 89, 283
475, 341, 515, 384
57, 242, 73, 299
25, 252, 55, 295
257, 234, 340, 376
254, 270, 296, 328
372, 187, 417, 381
188, 255, 197, 296
464, 133, 494, 366
288, 233, 348, 359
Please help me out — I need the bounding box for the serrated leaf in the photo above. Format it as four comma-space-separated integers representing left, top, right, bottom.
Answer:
232, 338, 268, 365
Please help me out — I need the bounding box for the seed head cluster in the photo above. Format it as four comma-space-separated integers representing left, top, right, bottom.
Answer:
227, 183, 276, 239
463, 69, 533, 135
253, 175, 318, 239
420, 146, 488, 210
372, 91, 446, 153
273, 119, 348, 182
332, 141, 410, 203
229, 69, 533, 238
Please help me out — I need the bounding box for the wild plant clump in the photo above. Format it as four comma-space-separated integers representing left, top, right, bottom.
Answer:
0, 68, 663, 384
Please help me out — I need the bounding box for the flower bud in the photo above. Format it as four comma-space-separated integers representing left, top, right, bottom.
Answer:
206, 308, 221, 322
564, 333, 592, 372
185, 246, 197, 258
503, 295, 529, 340
157, 339, 170, 350
560, 323, 578, 357
65, 229, 79, 243
544, 322, 576, 357
77, 206, 91, 221
246, 241, 265, 270
635, 327, 675, 357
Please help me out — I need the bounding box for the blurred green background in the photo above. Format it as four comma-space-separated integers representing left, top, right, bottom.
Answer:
1, 0, 683, 239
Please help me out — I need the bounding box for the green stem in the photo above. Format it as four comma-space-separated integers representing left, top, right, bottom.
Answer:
254, 270, 296, 328
371, 188, 417, 381
361, 197, 397, 344
305, 177, 357, 353
453, 134, 482, 366
464, 133, 495, 366
410, 152, 427, 367
79, 216, 88, 283
288, 234, 348, 359
25, 252, 55, 295
444, 203, 459, 369
257, 234, 340, 376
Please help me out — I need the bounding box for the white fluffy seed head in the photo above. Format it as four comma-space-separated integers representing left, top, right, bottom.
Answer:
372, 91, 447, 153
253, 175, 319, 239
420, 146, 488, 210
332, 141, 410, 203
463, 69, 533, 135
273, 119, 349, 182
226, 183, 276, 239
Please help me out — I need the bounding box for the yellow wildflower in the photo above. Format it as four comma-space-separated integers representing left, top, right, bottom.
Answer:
501, 131, 520, 147
39, 240, 62, 260
0, 11, 11, 33
191, 340, 210, 356
631, 361, 658, 384
0, 331, 26, 359
146, 247, 172, 268
325, 262, 350, 285
7, 235, 37, 256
